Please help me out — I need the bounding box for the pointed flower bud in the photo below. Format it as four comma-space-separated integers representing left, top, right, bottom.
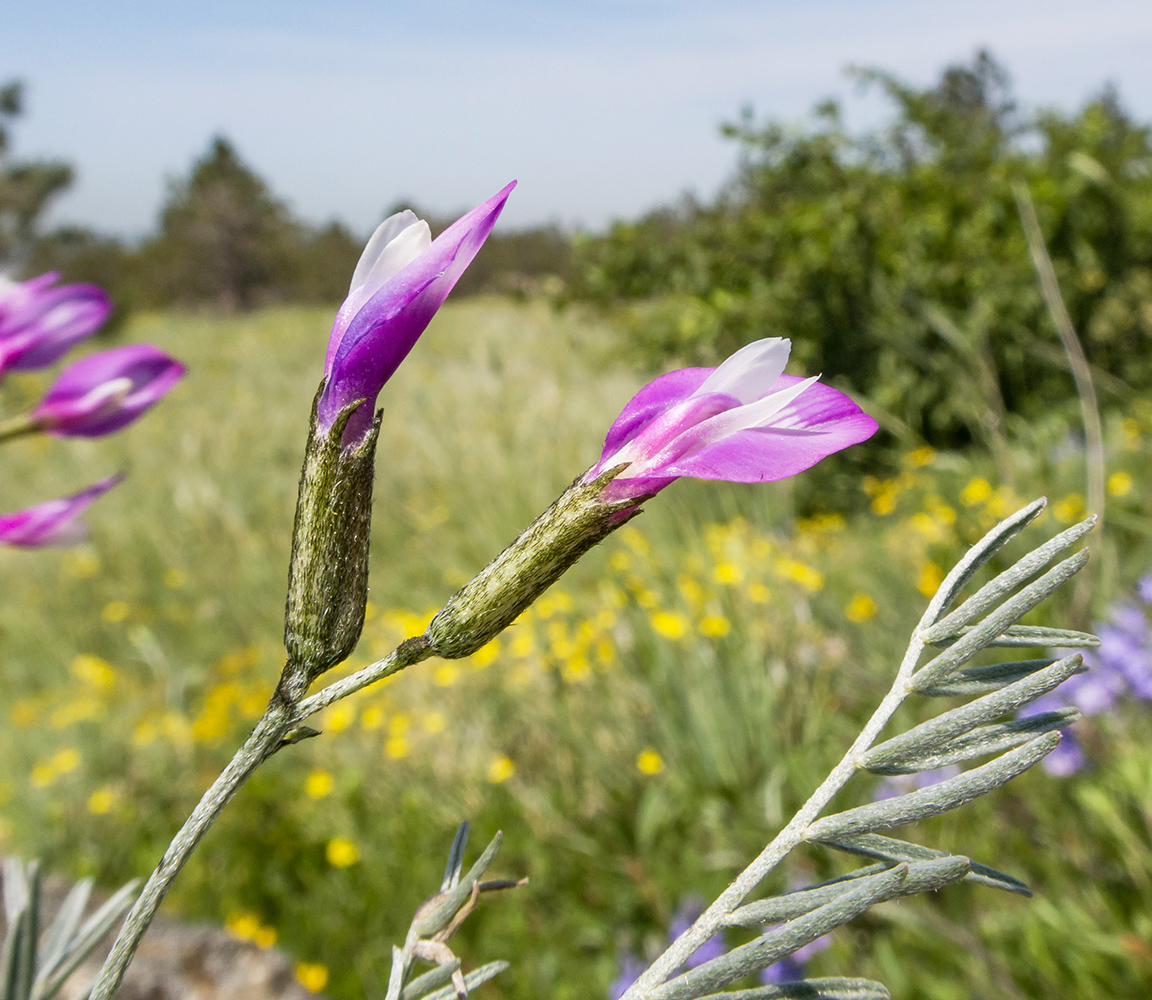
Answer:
281, 184, 515, 694
32, 345, 185, 437
0, 473, 123, 548
426, 338, 876, 659
0, 272, 111, 377
318, 181, 515, 446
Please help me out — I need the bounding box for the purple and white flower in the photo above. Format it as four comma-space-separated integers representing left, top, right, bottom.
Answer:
317, 181, 515, 445
0, 272, 112, 376
0, 474, 123, 548
33, 344, 185, 437
585, 338, 878, 503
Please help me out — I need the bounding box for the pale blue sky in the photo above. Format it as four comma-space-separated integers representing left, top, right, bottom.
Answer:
2, 0, 1150, 237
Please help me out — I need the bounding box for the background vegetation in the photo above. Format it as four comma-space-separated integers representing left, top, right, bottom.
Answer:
2, 51, 1151, 1000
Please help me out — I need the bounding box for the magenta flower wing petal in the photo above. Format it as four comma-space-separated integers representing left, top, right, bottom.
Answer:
598, 367, 713, 461
0, 473, 124, 548
663, 377, 878, 482
34, 344, 185, 437
318, 181, 516, 440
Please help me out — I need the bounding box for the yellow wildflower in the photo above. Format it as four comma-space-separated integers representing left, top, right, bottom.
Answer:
1108, 471, 1133, 497
699, 615, 731, 638
488, 754, 515, 783
637, 749, 665, 775
650, 611, 688, 640
304, 770, 333, 799
326, 838, 359, 868
296, 963, 329, 993
960, 477, 993, 507
917, 562, 944, 598
101, 601, 130, 624
845, 593, 878, 623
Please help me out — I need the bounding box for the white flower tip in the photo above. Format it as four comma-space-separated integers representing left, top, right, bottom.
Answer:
349, 210, 432, 295
697, 337, 792, 404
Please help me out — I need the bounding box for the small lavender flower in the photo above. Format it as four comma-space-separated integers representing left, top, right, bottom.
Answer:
608, 954, 649, 1000
32, 345, 185, 437
1137, 575, 1152, 606
0, 473, 123, 547
0, 272, 111, 376
584, 337, 877, 504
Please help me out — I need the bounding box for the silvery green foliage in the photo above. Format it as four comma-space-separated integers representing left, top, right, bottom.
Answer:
1, 859, 138, 1000
384, 822, 524, 1000
620, 499, 1098, 1000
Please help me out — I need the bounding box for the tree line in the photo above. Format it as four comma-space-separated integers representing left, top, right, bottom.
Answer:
0, 94, 571, 321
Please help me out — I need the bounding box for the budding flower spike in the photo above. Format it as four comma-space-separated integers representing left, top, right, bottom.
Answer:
32, 344, 185, 437
0, 473, 124, 548
0, 272, 112, 377
586, 337, 878, 503
282, 182, 516, 691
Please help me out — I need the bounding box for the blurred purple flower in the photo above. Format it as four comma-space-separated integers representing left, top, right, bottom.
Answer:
584, 338, 877, 504
317, 181, 515, 445
873, 765, 961, 802
668, 896, 727, 968
32, 344, 185, 437
0, 272, 111, 376
1041, 731, 1087, 777
0, 473, 123, 547
1138, 575, 1152, 606
760, 933, 831, 985
608, 954, 648, 1000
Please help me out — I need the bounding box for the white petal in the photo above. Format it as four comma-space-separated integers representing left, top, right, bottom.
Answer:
680, 375, 822, 451
349, 210, 431, 295
695, 337, 791, 404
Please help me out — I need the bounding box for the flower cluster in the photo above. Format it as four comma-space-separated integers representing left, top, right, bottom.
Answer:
0, 272, 183, 546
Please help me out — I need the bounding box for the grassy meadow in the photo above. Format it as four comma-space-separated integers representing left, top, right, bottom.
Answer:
2, 298, 1152, 999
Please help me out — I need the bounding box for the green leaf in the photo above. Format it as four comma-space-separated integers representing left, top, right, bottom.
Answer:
412, 832, 502, 937
817, 835, 1031, 897
925, 516, 1095, 640
806, 734, 1060, 841
926, 625, 1099, 649
917, 658, 1060, 697
416, 961, 509, 1000
864, 710, 1079, 775
912, 551, 1089, 690
652, 859, 968, 1000
692, 979, 891, 1000
921, 498, 1047, 625
866, 654, 1083, 768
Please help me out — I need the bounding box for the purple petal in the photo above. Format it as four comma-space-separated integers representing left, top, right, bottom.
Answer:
0, 275, 111, 375
608, 955, 648, 1000
319, 181, 516, 442
34, 344, 185, 437
1137, 575, 1152, 606
598, 367, 712, 462
661, 378, 878, 482
0, 473, 124, 547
